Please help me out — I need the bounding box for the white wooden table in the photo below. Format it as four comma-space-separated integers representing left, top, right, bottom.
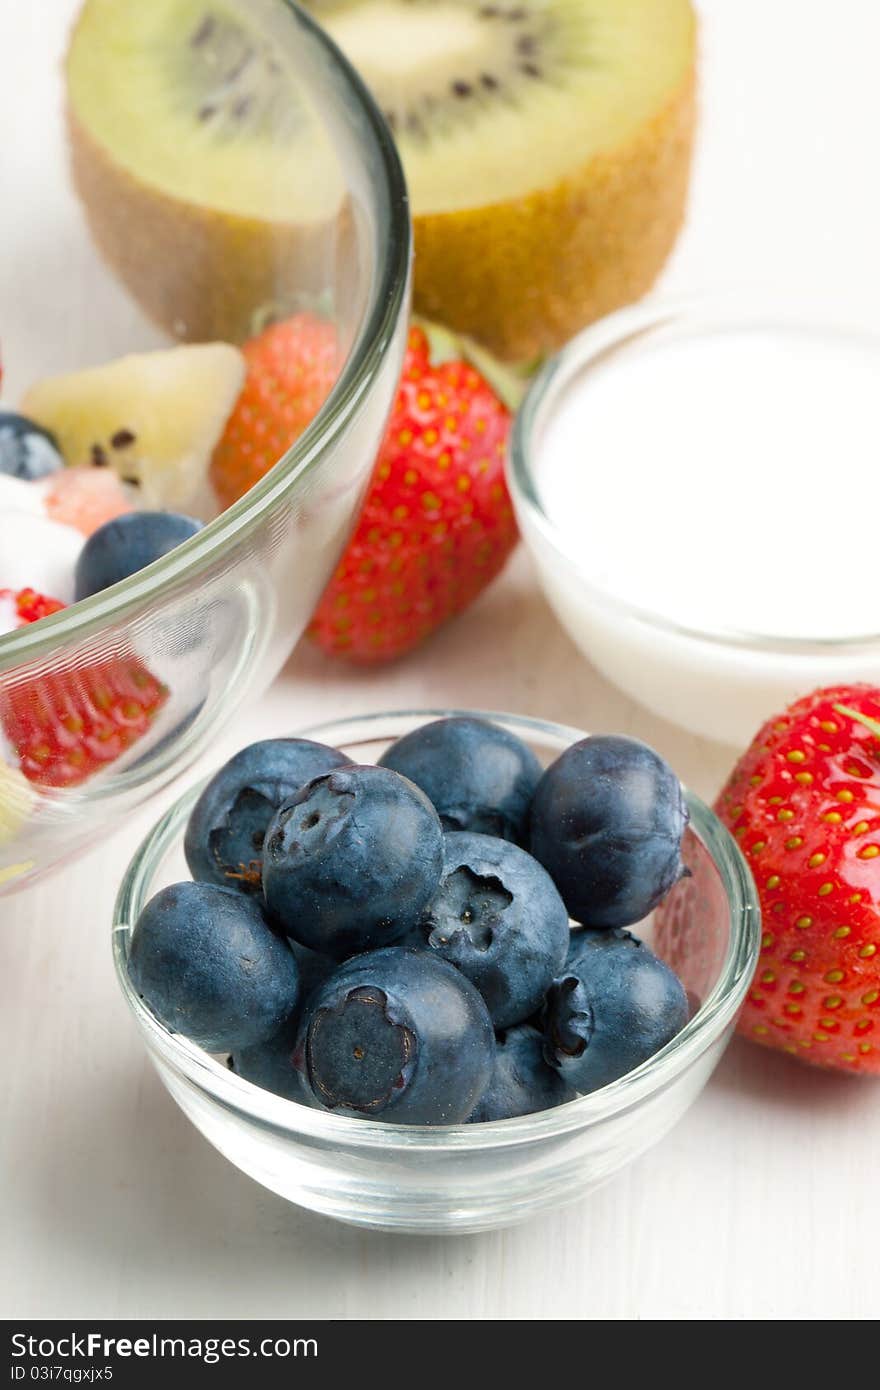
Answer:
2, 0, 879, 1321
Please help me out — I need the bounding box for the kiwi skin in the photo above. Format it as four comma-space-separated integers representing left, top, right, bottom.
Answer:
412, 66, 696, 363
67, 105, 344, 345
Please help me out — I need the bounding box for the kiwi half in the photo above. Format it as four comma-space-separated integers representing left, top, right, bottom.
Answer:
307, 0, 696, 360
66, 0, 350, 342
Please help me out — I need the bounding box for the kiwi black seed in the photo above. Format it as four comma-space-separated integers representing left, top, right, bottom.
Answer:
325, 1, 573, 144
181, 9, 296, 137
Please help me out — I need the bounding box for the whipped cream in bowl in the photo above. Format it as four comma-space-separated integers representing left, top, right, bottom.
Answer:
0, 475, 84, 609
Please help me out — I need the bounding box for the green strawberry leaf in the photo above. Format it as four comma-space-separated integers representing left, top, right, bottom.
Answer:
833, 704, 880, 740
414, 315, 538, 413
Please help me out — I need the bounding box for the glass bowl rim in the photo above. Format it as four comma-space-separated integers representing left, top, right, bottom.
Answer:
507, 291, 880, 655
0, 0, 411, 673
112, 706, 761, 1151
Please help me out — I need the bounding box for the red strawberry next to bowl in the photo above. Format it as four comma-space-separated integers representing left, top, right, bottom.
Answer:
716, 685, 880, 1074
309, 325, 517, 662
209, 317, 518, 663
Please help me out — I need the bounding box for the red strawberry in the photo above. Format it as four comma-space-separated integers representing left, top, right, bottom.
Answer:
309, 325, 516, 661
210, 313, 339, 510
210, 315, 517, 660
0, 587, 66, 627
0, 621, 168, 788
714, 685, 880, 1073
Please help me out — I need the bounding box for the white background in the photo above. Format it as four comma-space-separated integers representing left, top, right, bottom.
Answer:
2, 0, 879, 1320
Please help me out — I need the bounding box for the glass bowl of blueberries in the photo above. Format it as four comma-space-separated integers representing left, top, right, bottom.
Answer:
113, 709, 760, 1234
0, 0, 409, 893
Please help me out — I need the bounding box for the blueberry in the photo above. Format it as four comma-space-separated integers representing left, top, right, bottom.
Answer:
542, 928, 689, 1093
185, 738, 352, 896
285, 937, 338, 999
378, 717, 542, 844
0, 411, 63, 480
469, 1025, 575, 1123
294, 947, 494, 1124
74, 510, 203, 600
229, 939, 336, 1105
413, 831, 570, 1028
230, 1014, 310, 1103
530, 735, 689, 929
128, 881, 299, 1053
262, 765, 444, 959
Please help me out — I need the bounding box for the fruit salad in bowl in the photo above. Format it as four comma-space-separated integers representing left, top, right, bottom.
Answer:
0, 0, 411, 891
113, 709, 759, 1232
1, 0, 700, 891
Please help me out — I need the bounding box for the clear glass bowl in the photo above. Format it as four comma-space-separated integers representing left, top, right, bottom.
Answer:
112, 709, 760, 1234
0, 0, 410, 893
507, 295, 880, 746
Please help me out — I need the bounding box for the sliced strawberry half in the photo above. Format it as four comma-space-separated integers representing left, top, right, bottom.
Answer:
1, 656, 169, 789
1, 590, 168, 788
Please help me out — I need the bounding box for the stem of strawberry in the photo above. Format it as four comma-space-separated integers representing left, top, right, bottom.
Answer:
833, 703, 880, 740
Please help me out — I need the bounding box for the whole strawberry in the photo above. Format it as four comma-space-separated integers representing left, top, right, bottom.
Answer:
210, 313, 339, 511
309, 325, 516, 661
716, 685, 880, 1073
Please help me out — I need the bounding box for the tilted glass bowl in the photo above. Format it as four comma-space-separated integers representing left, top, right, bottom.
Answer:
0, 0, 410, 893
113, 709, 760, 1235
